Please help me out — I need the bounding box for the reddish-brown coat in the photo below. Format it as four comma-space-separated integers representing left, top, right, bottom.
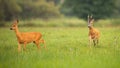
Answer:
89, 27, 100, 40
10, 20, 46, 52
88, 15, 100, 46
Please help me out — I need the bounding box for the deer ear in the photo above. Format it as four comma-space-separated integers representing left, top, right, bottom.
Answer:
13, 19, 19, 24
16, 19, 19, 23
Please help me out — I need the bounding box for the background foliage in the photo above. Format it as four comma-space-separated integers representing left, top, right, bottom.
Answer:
0, 0, 61, 21
0, 0, 21, 21
18, 0, 61, 19
0, 0, 120, 24
62, 0, 118, 20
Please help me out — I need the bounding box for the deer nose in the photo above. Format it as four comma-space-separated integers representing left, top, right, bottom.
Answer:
10, 28, 13, 30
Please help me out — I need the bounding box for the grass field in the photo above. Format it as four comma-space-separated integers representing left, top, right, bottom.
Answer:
0, 26, 120, 68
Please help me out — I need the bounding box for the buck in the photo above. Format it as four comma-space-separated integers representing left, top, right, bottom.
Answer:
10, 19, 46, 52
88, 15, 100, 47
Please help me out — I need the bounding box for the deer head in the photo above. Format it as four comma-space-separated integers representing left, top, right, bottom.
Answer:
88, 15, 94, 27
10, 19, 19, 30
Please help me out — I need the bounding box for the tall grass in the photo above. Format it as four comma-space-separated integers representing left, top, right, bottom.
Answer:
0, 27, 120, 68
2, 18, 120, 27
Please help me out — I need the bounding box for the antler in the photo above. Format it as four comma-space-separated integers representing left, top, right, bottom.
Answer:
89, 15, 93, 22
88, 14, 93, 23
88, 14, 94, 27
90, 15, 93, 18
88, 14, 92, 26
88, 15, 89, 24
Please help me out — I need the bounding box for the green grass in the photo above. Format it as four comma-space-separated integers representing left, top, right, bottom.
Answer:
0, 27, 120, 68
3, 18, 120, 27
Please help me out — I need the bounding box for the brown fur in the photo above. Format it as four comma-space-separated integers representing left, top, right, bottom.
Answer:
88, 15, 100, 47
10, 20, 46, 52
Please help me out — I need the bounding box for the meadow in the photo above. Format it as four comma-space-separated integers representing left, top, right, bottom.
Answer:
0, 18, 120, 68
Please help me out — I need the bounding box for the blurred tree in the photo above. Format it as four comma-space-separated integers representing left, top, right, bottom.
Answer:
18, 0, 61, 19
0, 0, 21, 21
114, 0, 120, 17
62, 0, 117, 20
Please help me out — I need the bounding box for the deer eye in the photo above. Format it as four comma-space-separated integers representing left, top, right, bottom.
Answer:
12, 25, 15, 27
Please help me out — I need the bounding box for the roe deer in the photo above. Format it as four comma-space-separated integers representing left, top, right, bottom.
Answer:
10, 19, 46, 52
88, 15, 100, 47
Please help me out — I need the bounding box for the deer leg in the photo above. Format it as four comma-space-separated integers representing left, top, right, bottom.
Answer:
40, 39, 46, 49
89, 36, 92, 48
23, 42, 27, 51
35, 40, 40, 50
93, 40, 96, 46
18, 43, 21, 52
97, 39, 99, 45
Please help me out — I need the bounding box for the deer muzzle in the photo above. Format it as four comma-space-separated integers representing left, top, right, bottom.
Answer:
10, 28, 13, 30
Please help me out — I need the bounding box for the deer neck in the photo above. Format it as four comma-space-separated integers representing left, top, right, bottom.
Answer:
14, 26, 21, 38
88, 26, 94, 30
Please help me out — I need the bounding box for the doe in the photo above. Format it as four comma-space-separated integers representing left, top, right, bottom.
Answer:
10, 19, 46, 52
